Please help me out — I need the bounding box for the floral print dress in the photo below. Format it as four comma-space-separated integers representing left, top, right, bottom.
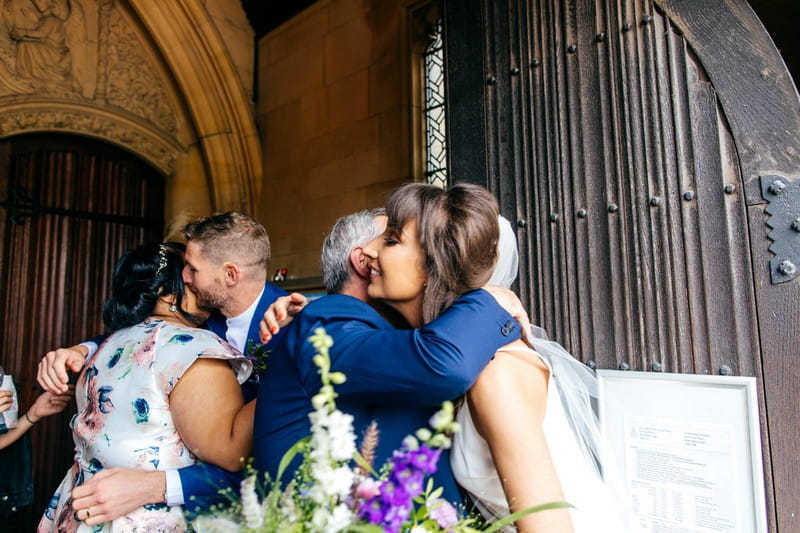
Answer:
37, 318, 251, 533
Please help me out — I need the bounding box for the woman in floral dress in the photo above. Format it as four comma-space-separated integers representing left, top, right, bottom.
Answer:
38, 242, 254, 533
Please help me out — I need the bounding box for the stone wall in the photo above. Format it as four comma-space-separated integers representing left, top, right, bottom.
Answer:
256, 0, 414, 282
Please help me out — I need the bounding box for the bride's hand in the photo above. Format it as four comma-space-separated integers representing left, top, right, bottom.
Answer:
259, 292, 308, 343
482, 285, 531, 334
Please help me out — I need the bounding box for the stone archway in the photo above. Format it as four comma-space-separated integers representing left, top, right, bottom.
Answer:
0, 0, 261, 221
129, 0, 262, 213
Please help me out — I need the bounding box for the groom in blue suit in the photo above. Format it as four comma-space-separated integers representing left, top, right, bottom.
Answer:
254, 210, 523, 504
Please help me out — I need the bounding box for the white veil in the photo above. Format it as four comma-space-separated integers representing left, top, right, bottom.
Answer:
490, 216, 628, 527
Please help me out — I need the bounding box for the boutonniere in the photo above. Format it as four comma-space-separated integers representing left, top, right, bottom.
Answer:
245, 339, 271, 377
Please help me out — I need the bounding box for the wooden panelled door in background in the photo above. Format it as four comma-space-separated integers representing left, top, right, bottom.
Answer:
445, 0, 799, 531
0, 134, 164, 529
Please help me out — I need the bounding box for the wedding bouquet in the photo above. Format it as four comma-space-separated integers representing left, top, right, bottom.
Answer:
191, 328, 566, 533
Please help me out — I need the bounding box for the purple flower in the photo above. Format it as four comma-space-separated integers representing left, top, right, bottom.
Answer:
429, 498, 459, 529
383, 503, 412, 532
379, 480, 411, 506
356, 439, 446, 531
391, 465, 425, 498
358, 499, 386, 524
407, 444, 440, 474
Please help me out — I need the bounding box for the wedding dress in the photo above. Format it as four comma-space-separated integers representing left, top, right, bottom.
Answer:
450, 216, 628, 532
450, 335, 628, 532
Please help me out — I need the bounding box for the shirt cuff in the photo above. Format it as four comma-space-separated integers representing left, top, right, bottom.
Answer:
79, 341, 98, 361
165, 469, 185, 506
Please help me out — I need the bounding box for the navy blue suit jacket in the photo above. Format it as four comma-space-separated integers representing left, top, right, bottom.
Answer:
178, 281, 287, 514
253, 289, 520, 504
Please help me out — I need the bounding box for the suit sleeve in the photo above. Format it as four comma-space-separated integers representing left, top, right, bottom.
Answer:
177, 462, 244, 516
300, 289, 520, 406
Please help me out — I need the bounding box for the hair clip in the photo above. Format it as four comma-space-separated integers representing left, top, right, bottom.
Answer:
156, 244, 168, 276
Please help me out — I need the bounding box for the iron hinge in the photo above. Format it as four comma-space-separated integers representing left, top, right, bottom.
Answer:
761, 174, 800, 284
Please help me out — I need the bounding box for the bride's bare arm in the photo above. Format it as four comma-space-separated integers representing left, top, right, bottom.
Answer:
170, 358, 254, 471
467, 340, 574, 533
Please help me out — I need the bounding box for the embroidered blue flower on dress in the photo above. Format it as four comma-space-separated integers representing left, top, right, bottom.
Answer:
44, 493, 60, 520
133, 397, 150, 423
168, 334, 194, 344
87, 457, 104, 473
108, 348, 123, 368
98, 386, 114, 414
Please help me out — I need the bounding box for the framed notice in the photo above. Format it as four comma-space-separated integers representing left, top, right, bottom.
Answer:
597, 371, 767, 533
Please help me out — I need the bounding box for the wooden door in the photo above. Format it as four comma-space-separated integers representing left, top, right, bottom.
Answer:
0, 134, 164, 529
444, 0, 799, 531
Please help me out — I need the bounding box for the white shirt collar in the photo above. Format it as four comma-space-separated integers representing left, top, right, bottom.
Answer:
224, 286, 265, 352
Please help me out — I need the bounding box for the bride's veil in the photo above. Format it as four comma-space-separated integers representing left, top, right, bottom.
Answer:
489, 216, 628, 526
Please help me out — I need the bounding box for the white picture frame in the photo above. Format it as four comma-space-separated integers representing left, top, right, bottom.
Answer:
597, 370, 768, 533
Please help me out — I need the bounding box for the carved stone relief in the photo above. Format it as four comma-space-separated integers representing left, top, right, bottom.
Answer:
0, 106, 178, 173
105, 7, 177, 134
0, 0, 99, 97
0, 0, 182, 165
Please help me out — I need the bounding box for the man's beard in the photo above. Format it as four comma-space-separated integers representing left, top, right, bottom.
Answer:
194, 284, 227, 311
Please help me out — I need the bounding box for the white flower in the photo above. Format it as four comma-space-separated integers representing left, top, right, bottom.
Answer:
277, 488, 298, 526
191, 515, 243, 533
240, 474, 263, 529
328, 503, 355, 531
309, 463, 354, 499
428, 401, 454, 431
410, 526, 431, 533
428, 433, 452, 449
325, 411, 356, 460
403, 435, 420, 450
311, 503, 354, 533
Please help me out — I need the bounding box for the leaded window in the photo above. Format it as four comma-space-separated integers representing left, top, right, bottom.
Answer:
423, 19, 447, 187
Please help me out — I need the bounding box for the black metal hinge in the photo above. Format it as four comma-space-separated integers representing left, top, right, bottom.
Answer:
761, 174, 800, 284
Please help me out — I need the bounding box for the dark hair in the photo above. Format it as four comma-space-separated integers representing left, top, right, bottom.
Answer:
102, 242, 201, 331
182, 211, 271, 272
384, 183, 499, 323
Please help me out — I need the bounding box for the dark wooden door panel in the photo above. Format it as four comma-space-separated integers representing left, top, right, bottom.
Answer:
445, 0, 799, 530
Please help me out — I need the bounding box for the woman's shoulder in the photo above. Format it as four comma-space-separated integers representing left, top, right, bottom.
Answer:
470, 340, 550, 408
491, 340, 550, 375
156, 321, 227, 346
150, 322, 252, 384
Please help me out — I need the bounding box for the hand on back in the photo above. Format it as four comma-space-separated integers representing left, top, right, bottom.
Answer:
483, 285, 532, 334
37, 345, 88, 394
259, 292, 308, 343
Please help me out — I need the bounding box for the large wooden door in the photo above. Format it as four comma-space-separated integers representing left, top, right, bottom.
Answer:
0, 134, 164, 530
445, 0, 799, 531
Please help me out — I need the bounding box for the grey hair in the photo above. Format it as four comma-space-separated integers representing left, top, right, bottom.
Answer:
321, 208, 385, 293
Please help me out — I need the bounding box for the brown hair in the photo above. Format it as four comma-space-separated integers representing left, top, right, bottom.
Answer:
384, 183, 499, 323
182, 211, 271, 272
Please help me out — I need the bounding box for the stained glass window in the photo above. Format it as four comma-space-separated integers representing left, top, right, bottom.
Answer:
423, 19, 447, 187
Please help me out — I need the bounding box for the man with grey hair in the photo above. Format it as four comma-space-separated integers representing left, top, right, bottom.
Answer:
259, 208, 405, 340
321, 208, 384, 294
